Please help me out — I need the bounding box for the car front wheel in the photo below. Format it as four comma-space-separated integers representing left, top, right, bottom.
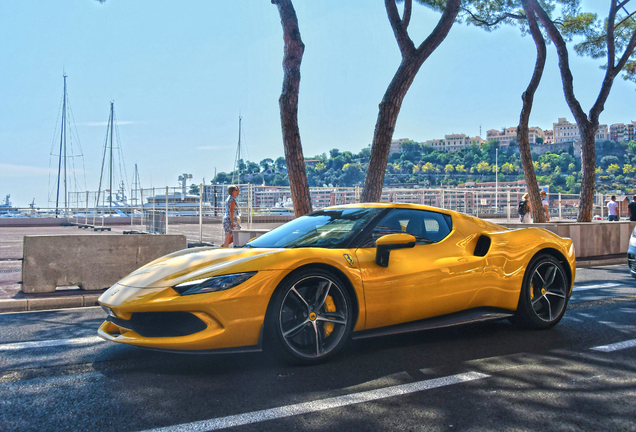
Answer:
268, 269, 353, 364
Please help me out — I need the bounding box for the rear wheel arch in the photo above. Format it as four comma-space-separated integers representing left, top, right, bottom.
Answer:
532, 248, 573, 290
511, 251, 571, 329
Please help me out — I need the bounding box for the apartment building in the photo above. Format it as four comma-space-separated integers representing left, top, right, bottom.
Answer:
423, 134, 484, 152
610, 121, 636, 142
389, 138, 412, 155
553, 117, 609, 143
456, 180, 548, 209
486, 127, 545, 146
543, 129, 554, 144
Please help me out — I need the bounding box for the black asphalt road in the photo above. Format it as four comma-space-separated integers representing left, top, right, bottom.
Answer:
1, 265, 635, 432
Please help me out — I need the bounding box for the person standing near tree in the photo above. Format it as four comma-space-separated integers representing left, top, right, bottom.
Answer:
607, 195, 619, 221
222, 185, 241, 247
628, 196, 636, 222
540, 190, 550, 222
519, 193, 532, 223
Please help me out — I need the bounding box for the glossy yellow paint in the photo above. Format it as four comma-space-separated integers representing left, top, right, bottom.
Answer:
98, 202, 576, 353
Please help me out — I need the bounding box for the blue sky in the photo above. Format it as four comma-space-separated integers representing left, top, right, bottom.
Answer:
0, 0, 634, 207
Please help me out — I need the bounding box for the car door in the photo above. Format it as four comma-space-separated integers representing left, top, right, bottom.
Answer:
355, 208, 484, 330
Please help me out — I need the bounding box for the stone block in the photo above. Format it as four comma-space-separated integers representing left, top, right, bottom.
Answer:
22, 234, 186, 293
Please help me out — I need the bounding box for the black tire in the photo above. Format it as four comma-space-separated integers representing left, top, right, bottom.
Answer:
266, 268, 354, 364
510, 254, 570, 330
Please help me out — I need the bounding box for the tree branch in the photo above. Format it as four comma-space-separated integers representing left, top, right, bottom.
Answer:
462, 7, 525, 27
385, 0, 416, 57
403, 0, 412, 30
531, 0, 587, 125
415, 0, 461, 56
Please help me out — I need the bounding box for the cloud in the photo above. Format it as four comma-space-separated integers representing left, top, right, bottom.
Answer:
197, 145, 233, 150
0, 163, 59, 178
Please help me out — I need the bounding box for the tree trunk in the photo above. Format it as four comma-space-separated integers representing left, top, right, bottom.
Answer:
272, 0, 313, 217
517, 0, 546, 222
360, 0, 461, 203
532, 0, 636, 222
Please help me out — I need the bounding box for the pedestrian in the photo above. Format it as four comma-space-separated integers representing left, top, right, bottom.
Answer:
519, 193, 532, 223
540, 190, 550, 222
222, 185, 241, 247
629, 196, 636, 222
607, 195, 619, 221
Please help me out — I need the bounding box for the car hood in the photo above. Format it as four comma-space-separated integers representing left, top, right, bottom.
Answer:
115, 247, 285, 289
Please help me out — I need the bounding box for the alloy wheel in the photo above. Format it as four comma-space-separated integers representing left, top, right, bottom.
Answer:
529, 261, 568, 322
278, 275, 349, 359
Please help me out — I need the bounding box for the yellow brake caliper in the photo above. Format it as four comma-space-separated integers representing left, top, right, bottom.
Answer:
323, 295, 336, 337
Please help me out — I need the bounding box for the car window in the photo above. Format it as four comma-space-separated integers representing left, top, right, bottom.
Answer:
368, 208, 452, 245
246, 208, 383, 248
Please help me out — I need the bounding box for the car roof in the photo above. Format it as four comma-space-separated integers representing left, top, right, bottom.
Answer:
321, 202, 453, 215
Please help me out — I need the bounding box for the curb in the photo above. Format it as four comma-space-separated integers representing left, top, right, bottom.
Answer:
576, 258, 626, 268
0, 293, 102, 313
0, 259, 627, 314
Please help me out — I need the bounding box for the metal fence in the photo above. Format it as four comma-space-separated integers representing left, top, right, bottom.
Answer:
2, 185, 628, 245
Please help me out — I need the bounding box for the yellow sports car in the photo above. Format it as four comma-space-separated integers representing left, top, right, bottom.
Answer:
98, 203, 576, 363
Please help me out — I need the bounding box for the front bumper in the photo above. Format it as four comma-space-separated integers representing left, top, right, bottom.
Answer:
97, 270, 285, 352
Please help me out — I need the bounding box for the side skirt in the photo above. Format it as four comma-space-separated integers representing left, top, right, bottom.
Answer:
352, 307, 514, 340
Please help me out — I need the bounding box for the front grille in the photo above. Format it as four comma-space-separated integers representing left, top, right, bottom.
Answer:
107, 312, 207, 337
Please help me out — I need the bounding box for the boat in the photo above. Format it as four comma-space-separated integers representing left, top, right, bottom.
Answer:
0, 195, 22, 217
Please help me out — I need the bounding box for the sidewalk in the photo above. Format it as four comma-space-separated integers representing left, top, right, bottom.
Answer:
0, 254, 627, 314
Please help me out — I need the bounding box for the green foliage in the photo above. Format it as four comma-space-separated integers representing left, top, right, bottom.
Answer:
188, 184, 200, 195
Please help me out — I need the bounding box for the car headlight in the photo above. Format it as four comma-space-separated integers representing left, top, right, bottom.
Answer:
172, 272, 257, 296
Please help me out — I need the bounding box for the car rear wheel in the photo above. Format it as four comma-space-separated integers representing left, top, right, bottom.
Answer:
511, 254, 570, 330
268, 269, 353, 364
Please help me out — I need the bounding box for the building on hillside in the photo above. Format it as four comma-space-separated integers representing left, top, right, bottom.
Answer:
423, 138, 445, 151
486, 127, 545, 146
610, 121, 636, 142
423, 134, 484, 152
389, 138, 412, 155
553, 117, 609, 143
543, 129, 554, 144
303, 159, 320, 167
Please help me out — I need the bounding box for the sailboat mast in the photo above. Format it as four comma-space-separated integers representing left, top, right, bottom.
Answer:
109, 102, 114, 215
55, 73, 68, 217
232, 116, 242, 184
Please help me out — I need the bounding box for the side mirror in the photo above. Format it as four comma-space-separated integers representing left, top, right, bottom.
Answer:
375, 233, 416, 267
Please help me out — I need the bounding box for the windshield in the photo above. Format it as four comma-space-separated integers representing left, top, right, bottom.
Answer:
246, 208, 383, 249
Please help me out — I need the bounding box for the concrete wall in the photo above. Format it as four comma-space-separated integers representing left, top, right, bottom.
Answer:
22, 234, 186, 293
499, 221, 635, 258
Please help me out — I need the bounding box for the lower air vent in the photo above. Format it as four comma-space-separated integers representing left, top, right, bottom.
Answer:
107, 311, 206, 337
474, 235, 491, 257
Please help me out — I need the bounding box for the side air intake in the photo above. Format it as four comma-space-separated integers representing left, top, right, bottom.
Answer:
474, 235, 491, 257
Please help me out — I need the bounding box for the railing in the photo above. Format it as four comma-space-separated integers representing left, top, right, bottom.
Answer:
2, 186, 626, 245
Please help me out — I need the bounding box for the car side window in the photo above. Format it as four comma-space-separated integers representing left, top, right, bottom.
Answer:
368, 209, 452, 245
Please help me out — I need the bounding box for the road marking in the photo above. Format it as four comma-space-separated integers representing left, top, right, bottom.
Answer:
590, 338, 636, 352
141, 372, 490, 432
574, 283, 625, 291
0, 336, 103, 351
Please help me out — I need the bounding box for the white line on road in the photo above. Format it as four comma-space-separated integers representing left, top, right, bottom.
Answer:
140, 372, 490, 432
590, 338, 636, 352
0, 336, 104, 351
574, 283, 625, 291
